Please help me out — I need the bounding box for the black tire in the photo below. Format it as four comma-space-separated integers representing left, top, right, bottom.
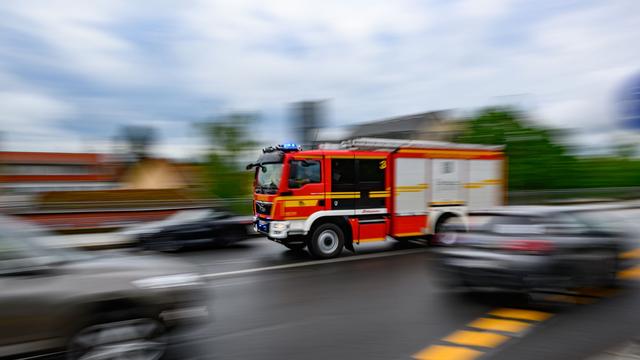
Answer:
283, 242, 307, 251
308, 223, 344, 259
432, 215, 458, 246
67, 316, 167, 360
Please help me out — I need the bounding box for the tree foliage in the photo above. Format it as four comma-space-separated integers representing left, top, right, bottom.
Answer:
456, 108, 640, 190
200, 113, 258, 214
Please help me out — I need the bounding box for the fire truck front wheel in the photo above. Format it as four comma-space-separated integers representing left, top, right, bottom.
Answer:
308, 223, 344, 259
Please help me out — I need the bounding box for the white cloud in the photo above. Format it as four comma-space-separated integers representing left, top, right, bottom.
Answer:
0, 1, 154, 87
0, 0, 640, 157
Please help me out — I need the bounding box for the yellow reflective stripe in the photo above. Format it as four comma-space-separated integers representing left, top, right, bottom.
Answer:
283, 216, 309, 220
394, 232, 424, 237
326, 194, 360, 199
443, 330, 508, 348
413, 345, 482, 360
396, 185, 429, 189
488, 308, 552, 322
464, 183, 484, 189
430, 201, 465, 206
369, 193, 391, 198
359, 237, 385, 243
468, 318, 530, 333
284, 200, 318, 207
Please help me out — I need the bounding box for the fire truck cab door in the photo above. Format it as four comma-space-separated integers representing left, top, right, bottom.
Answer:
285, 157, 326, 219
329, 157, 356, 215
356, 159, 387, 210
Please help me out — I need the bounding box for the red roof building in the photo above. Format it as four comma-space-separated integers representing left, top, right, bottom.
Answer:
0, 151, 117, 193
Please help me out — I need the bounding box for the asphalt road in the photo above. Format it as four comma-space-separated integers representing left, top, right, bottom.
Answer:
152, 208, 640, 359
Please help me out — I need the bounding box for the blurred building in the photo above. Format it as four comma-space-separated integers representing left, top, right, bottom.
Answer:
348, 110, 462, 141
0, 151, 205, 232
118, 158, 196, 190
291, 100, 325, 149
0, 151, 117, 194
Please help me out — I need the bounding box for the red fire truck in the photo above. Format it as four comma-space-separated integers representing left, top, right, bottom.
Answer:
247, 138, 505, 258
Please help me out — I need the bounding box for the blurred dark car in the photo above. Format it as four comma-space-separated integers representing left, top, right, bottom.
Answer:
436, 206, 631, 292
123, 208, 252, 252
0, 215, 209, 359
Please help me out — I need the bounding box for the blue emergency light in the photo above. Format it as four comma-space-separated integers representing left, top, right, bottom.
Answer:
277, 143, 302, 151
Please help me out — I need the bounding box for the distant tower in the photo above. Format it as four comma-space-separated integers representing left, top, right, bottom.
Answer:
291, 101, 325, 149
617, 73, 640, 156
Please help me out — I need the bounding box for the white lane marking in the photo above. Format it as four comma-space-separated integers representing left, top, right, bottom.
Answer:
202, 248, 428, 279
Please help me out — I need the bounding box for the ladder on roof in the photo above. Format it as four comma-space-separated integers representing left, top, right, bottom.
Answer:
340, 137, 503, 151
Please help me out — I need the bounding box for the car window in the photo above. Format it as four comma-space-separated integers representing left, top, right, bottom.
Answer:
541, 213, 589, 235
0, 217, 92, 273
288, 160, 321, 189
469, 214, 544, 235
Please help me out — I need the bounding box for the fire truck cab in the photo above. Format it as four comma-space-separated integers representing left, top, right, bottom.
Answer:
247, 138, 505, 259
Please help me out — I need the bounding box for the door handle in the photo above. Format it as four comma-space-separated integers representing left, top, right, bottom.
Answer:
318, 200, 325, 206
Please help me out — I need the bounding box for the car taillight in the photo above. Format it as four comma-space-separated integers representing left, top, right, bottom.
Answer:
503, 240, 553, 253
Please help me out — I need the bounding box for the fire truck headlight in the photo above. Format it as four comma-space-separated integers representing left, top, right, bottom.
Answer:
272, 222, 289, 232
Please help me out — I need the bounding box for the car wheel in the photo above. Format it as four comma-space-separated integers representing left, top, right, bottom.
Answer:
283, 242, 306, 251
67, 317, 167, 360
308, 223, 344, 259
433, 216, 458, 246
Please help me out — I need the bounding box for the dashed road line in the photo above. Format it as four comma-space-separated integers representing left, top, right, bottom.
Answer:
414, 344, 483, 360
413, 308, 553, 360
618, 265, 640, 279
467, 318, 532, 333
412, 247, 640, 360
488, 308, 552, 322
620, 248, 640, 259
443, 330, 509, 348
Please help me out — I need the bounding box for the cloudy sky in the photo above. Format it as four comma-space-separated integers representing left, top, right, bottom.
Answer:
0, 0, 639, 158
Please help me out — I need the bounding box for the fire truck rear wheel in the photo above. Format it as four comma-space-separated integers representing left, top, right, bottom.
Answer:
308, 223, 344, 259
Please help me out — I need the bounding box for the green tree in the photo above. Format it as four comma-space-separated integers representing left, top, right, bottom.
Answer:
456, 108, 579, 190
200, 113, 259, 214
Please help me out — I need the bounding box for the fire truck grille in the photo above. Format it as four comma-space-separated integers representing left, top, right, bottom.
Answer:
255, 201, 273, 215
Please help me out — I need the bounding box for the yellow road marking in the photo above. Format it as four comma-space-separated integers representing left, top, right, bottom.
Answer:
468, 318, 531, 333
488, 308, 552, 322
618, 266, 640, 279
620, 248, 640, 259
413, 345, 482, 360
443, 330, 509, 348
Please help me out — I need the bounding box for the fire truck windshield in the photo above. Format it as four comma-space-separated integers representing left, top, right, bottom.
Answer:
256, 163, 283, 194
